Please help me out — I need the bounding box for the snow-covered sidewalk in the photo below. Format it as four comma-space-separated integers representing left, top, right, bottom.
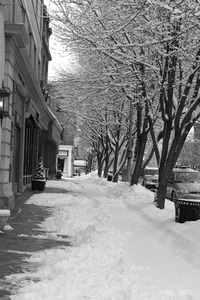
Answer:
4, 172, 200, 299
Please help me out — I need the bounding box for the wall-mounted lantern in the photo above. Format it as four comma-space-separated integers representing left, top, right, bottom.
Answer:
0, 82, 11, 123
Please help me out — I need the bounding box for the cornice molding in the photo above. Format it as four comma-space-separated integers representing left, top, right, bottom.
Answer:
4, 23, 29, 48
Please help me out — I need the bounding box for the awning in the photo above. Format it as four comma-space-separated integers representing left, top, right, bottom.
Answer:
73, 160, 86, 167
58, 150, 68, 158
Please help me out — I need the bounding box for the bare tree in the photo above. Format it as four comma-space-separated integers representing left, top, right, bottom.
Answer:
49, 0, 159, 180
49, 0, 200, 209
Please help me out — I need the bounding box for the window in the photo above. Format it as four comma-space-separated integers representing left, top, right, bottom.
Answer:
174, 172, 200, 183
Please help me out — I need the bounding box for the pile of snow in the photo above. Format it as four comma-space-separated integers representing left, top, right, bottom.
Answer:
3, 172, 200, 299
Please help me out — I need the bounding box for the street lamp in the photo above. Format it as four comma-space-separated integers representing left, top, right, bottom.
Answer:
0, 82, 11, 123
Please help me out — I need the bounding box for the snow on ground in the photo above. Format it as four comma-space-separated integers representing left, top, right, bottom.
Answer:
4, 172, 200, 299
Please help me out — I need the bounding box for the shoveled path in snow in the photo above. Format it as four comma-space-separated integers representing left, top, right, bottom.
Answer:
0, 189, 70, 299
1, 174, 200, 300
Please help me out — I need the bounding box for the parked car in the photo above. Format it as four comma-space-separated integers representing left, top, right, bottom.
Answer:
141, 167, 159, 191
166, 166, 200, 201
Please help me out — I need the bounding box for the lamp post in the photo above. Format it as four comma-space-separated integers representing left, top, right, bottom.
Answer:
0, 82, 11, 166
0, 83, 10, 123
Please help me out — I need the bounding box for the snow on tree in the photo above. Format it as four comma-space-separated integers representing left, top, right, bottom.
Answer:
49, 0, 200, 209
49, 0, 159, 180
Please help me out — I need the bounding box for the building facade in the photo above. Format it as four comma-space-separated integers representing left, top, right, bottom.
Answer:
0, 0, 62, 209
48, 82, 94, 176
47, 83, 75, 177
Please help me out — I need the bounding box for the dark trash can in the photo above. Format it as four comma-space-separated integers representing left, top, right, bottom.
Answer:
174, 199, 200, 223
107, 171, 113, 181
107, 174, 113, 181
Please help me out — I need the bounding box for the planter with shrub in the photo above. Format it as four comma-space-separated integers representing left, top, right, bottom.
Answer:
32, 158, 46, 191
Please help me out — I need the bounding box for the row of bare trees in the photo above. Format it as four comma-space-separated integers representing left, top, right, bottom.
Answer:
49, 0, 200, 209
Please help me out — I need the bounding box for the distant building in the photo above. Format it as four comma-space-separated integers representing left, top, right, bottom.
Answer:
47, 83, 76, 177
48, 82, 93, 177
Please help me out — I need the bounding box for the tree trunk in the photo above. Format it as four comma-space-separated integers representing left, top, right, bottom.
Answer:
154, 181, 168, 209
127, 100, 133, 183
97, 152, 103, 177
112, 128, 120, 182
102, 130, 111, 178
103, 150, 110, 178
131, 132, 148, 185
130, 101, 148, 186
